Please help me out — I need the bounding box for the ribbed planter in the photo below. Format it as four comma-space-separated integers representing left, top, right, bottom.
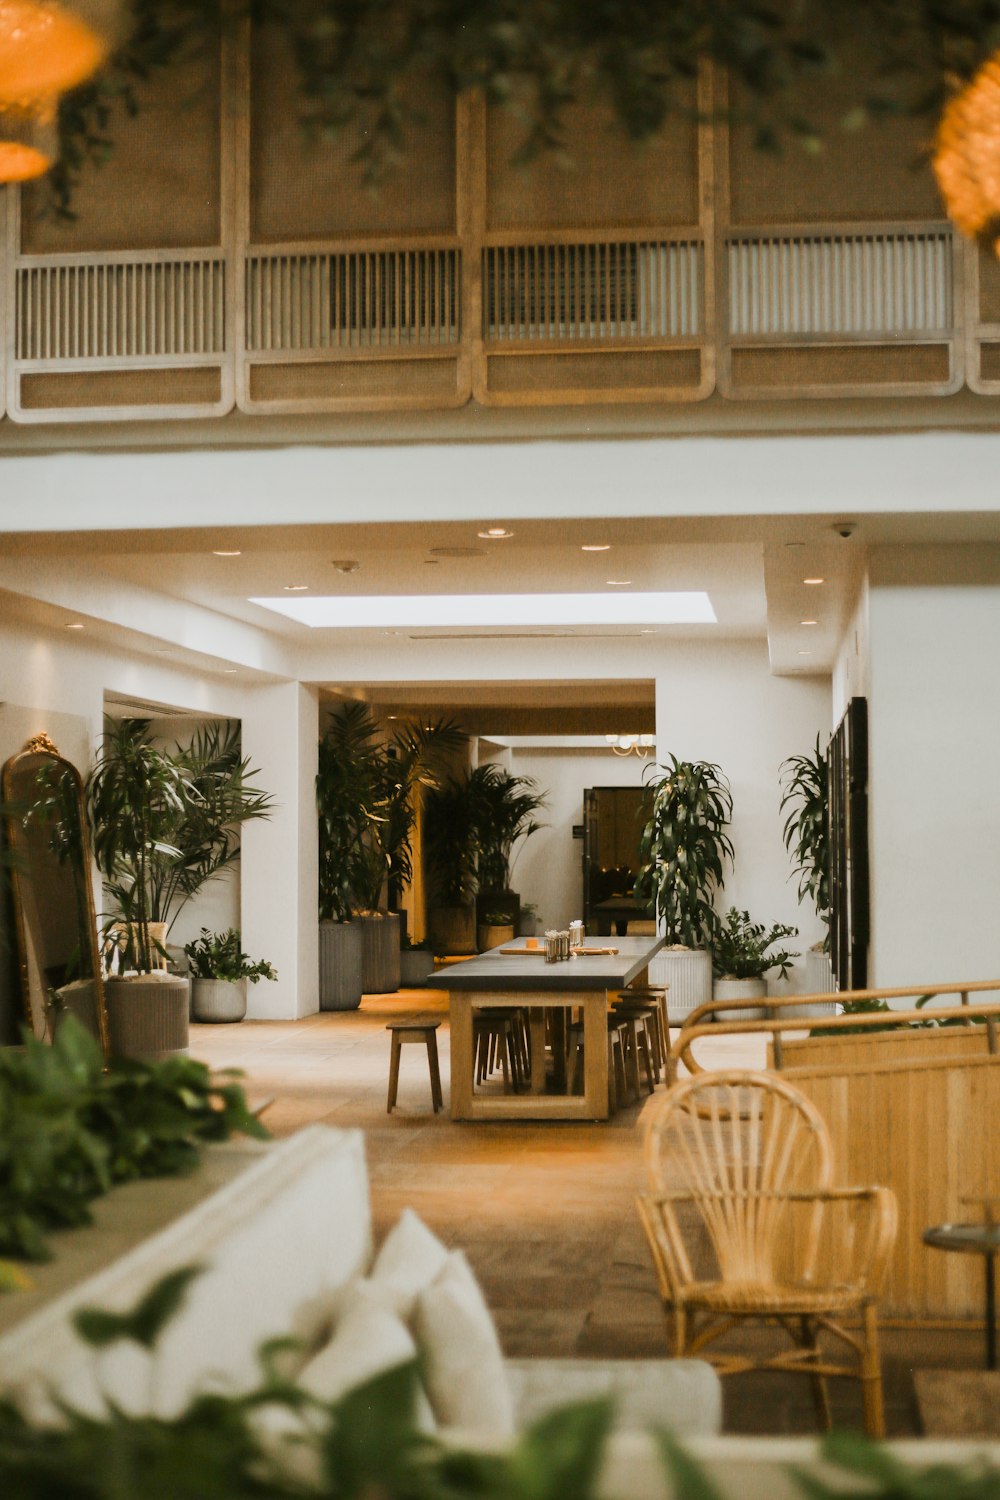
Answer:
478, 922, 515, 952
712, 976, 767, 1022
104, 975, 190, 1062
399, 948, 436, 987
358, 912, 401, 995
646, 947, 713, 1023
787, 947, 839, 1018
318, 920, 364, 1011
426, 904, 476, 956
190, 977, 247, 1023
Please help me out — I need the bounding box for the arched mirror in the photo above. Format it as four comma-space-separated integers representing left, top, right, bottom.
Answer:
2, 733, 109, 1055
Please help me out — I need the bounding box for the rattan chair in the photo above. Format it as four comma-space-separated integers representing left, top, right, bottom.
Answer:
637, 1069, 898, 1437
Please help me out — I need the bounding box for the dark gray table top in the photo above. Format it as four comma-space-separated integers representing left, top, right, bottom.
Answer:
425, 934, 664, 993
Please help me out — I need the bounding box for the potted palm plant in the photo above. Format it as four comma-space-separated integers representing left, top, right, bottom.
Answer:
184, 928, 277, 1022
634, 754, 734, 1018
710, 906, 798, 1020
423, 771, 481, 955
86, 719, 274, 1059
468, 764, 547, 944
317, 705, 465, 997
85, 720, 193, 1061
780, 735, 835, 1007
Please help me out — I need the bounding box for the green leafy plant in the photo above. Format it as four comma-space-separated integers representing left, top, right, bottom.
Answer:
86, 720, 272, 972
634, 755, 734, 949
44, 2, 1000, 218
317, 704, 465, 920
711, 907, 799, 981
780, 735, 831, 946
0, 1018, 267, 1267
2, 1266, 997, 1499
468, 764, 548, 898
183, 929, 277, 984
423, 772, 483, 908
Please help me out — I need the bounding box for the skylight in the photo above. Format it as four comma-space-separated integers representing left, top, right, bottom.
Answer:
249, 591, 717, 628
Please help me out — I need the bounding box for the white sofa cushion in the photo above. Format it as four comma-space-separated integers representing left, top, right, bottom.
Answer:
412, 1250, 515, 1440
368, 1206, 451, 1316
505, 1357, 723, 1436
298, 1300, 417, 1403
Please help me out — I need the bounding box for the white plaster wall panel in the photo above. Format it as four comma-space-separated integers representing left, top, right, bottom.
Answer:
866, 546, 1000, 991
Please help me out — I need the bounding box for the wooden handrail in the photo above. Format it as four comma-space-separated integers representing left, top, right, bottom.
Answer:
670, 981, 1000, 1076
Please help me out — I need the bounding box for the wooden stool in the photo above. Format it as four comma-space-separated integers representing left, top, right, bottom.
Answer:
625, 985, 670, 1074
613, 996, 662, 1085
613, 1004, 657, 1095
473, 1009, 525, 1092
386, 1020, 444, 1113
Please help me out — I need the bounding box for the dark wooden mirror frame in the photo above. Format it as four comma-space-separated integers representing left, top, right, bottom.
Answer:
2, 733, 110, 1057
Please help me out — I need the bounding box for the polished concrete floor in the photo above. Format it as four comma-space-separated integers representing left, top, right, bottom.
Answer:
190, 988, 983, 1437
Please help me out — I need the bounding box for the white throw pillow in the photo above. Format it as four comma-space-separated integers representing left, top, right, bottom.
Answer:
296, 1299, 436, 1433
411, 1250, 515, 1439
368, 1207, 451, 1316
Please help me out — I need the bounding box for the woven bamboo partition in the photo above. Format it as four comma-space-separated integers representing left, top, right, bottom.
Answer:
671, 981, 1000, 1322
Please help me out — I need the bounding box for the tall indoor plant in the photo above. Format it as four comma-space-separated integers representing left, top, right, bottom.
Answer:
423, 771, 482, 955
317, 704, 465, 999
634, 754, 734, 1016
86, 719, 274, 1058
467, 764, 547, 940
780, 734, 833, 997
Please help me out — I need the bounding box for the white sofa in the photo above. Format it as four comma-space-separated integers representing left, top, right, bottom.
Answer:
0, 1124, 720, 1438
2, 1125, 997, 1500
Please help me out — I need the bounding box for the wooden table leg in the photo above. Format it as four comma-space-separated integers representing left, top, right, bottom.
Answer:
449, 994, 474, 1120
582, 991, 610, 1120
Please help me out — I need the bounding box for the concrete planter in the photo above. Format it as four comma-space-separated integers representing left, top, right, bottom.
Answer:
399, 948, 435, 987
190, 977, 247, 1024
104, 974, 190, 1062
712, 976, 767, 1022
426, 904, 476, 955
318, 921, 364, 1011
646, 947, 713, 1023
358, 912, 401, 994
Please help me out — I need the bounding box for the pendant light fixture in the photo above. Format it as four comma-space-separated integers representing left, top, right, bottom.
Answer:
0, 98, 56, 180
933, 52, 1000, 250
0, 0, 120, 103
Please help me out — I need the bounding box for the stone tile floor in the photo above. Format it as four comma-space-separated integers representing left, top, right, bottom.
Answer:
191, 988, 983, 1437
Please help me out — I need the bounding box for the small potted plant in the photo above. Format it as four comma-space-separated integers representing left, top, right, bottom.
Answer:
399, 933, 436, 987
184, 928, 277, 1023
478, 907, 516, 952
710, 907, 798, 1020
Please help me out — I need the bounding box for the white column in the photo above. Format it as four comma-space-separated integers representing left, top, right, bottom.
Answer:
240, 681, 319, 1020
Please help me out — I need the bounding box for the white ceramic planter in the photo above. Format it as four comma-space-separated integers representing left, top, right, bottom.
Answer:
712, 976, 767, 1022
786, 947, 839, 1018
646, 947, 713, 1023
190, 977, 247, 1024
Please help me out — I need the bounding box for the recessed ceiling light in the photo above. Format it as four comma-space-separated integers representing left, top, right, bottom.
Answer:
582, 544, 611, 552
477, 528, 514, 540
387, 714, 398, 720
797, 650, 813, 656
607, 579, 632, 586
800, 619, 818, 626
222, 668, 238, 675
803, 577, 825, 585
640, 628, 657, 634
332, 559, 360, 574
65, 622, 84, 630
213, 549, 242, 557
250, 591, 717, 629
283, 583, 309, 591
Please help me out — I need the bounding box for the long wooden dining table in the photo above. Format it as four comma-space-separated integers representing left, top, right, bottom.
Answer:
424, 934, 664, 1121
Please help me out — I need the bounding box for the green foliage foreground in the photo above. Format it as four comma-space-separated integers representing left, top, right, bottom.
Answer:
0, 1266, 997, 1500
0, 1020, 268, 1265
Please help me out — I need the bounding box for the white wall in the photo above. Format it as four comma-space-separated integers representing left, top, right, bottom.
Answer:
507, 748, 648, 933
866, 547, 1000, 989
832, 575, 870, 725
653, 640, 830, 992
